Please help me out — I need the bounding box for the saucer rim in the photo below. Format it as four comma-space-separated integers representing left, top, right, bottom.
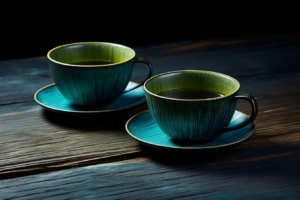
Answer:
34, 82, 146, 113
125, 110, 256, 150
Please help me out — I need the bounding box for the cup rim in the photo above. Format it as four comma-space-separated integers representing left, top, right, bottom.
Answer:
144, 70, 240, 101
47, 42, 136, 67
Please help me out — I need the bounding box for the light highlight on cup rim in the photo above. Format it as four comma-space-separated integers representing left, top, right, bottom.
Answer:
47, 42, 136, 67
144, 70, 241, 101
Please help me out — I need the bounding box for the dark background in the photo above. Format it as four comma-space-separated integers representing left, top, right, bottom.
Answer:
1, 2, 298, 61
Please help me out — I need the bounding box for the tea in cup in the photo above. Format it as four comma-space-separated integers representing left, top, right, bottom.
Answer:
47, 42, 152, 107
144, 70, 258, 142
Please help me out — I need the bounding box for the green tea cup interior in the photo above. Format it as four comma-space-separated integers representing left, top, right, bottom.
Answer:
144, 70, 258, 142
47, 42, 152, 108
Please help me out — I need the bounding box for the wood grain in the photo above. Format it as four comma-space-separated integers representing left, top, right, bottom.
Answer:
0, 104, 145, 174
1, 153, 300, 199
0, 31, 299, 196
0, 73, 299, 177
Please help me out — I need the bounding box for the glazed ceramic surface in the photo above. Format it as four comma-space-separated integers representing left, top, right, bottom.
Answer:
126, 110, 256, 153
145, 70, 258, 142
48, 42, 152, 107
35, 82, 145, 115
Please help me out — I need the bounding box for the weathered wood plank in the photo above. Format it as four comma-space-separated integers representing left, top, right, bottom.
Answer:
0, 80, 299, 177
1, 151, 300, 200
0, 103, 146, 173
0, 31, 299, 182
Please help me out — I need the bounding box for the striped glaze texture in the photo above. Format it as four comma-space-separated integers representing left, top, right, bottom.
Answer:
126, 110, 255, 153
146, 94, 238, 141
49, 61, 133, 107
145, 70, 240, 142
35, 82, 145, 115
48, 42, 149, 107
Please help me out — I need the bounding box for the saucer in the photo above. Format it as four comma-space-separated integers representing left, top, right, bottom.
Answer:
126, 110, 256, 153
35, 82, 146, 115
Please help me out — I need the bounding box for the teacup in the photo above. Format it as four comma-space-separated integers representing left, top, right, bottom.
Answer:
144, 70, 258, 142
47, 42, 152, 108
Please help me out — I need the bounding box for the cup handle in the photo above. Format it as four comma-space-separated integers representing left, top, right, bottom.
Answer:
123, 58, 153, 93
223, 94, 258, 132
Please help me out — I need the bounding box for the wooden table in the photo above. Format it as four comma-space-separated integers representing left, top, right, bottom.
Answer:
1, 31, 300, 199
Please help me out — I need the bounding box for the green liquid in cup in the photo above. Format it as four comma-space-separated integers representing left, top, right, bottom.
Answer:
158, 89, 224, 99
70, 60, 116, 65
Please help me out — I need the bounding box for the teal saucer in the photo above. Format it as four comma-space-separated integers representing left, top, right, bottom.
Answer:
35, 82, 146, 115
126, 110, 256, 153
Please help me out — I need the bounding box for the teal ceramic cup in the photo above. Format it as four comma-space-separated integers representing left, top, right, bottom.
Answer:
144, 70, 258, 142
47, 42, 152, 107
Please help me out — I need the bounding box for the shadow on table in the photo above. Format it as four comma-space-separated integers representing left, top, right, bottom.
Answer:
139, 140, 300, 192
140, 144, 235, 162
42, 103, 148, 131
